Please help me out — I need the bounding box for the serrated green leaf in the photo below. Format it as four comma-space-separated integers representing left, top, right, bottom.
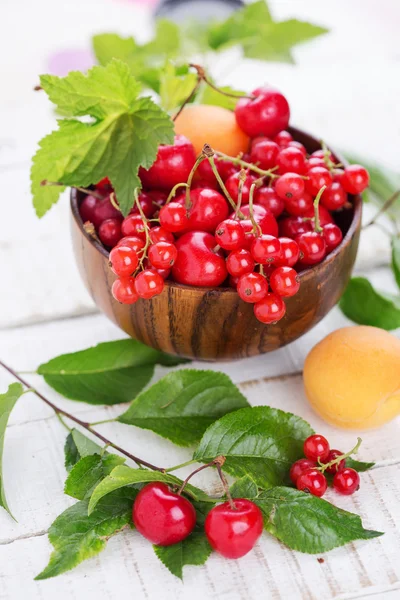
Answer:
230, 475, 259, 500
32, 60, 174, 217
65, 454, 125, 500
93, 34, 138, 67
392, 238, 400, 289
35, 488, 137, 580
339, 277, 400, 330
143, 20, 181, 59
207, 1, 273, 51
64, 429, 103, 471
255, 487, 382, 554
38, 339, 187, 405
346, 458, 375, 472
0, 383, 24, 517
118, 370, 249, 447
199, 84, 245, 111
159, 62, 198, 112
193, 406, 313, 489
154, 532, 212, 580
88, 465, 215, 514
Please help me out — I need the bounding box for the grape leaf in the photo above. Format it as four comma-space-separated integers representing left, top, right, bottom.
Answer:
159, 62, 198, 112
154, 532, 212, 580
346, 458, 375, 472
31, 60, 174, 217
38, 338, 187, 405
255, 487, 382, 554
35, 488, 137, 580
193, 406, 313, 489
118, 370, 249, 447
64, 428, 103, 471
0, 383, 24, 517
88, 465, 215, 514
230, 475, 259, 500
339, 277, 400, 330
392, 237, 400, 289
65, 454, 125, 500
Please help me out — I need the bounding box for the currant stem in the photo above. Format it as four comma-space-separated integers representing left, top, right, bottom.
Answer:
249, 183, 262, 237
206, 151, 240, 214
235, 170, 246, 219
41, 180, 104, 200
215, 151, 278, 179
134, 188, 152, 272
188, 64, 255, 101
166, 182, 188, 205
318, 437, 363, 474
363, 190, 400, 229
313, 186, 326, 233
0, 360, 165, 472
186, 154, 206, 209
109, 192, 121, 213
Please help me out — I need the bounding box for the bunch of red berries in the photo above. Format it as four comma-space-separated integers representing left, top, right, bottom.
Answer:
290, 434, 361, 498
79, 87, 369, 325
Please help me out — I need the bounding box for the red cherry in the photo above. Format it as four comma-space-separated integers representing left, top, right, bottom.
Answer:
95, 176, 112, 195
254, 293, 286, 324
117, 236, 146, 254
250, 139, 280, 170
159, 202, 189, 233
143, 259, 171, 280
235, 87, 290, 138
304, 434, 330, 462
297, 232, 327, 266
250, 235, 281, 265
129, 191, 156, 218
133, 482, 196, 546
109, 245, 139, 277
226, 249, 255, 277
92, 196, 122, 229
121, 214, 147, 240
274, 130, 293, 148
147, 190, 168, 208
340, 165, 369, 194
237, 272, 268, 303
297, 468, 327, 497
135, 270, 165, 299
323, 223, 343, 252
139, 135, 196, 192
324, 449, 346, 474
306, 167, 333, 196
290, 458, 317, 484
285, 192, 314, 217
277, 147, 306, 175
254, 187, 285, 217
215, 219, 246, 251
205, 499, 263, 559
321, 182, 347, 211
79, 195, 100, 223
225, 171, 256, 205
98, 218, 122, 247
149, 226, 175, 244
172, 231, 227, 287
112, 277, 139, 305
148, 242, 177, 269
176, 188, 229, 233
276, 237, 300, 267
279, 216, 312, 239
333, 468, 360, 495
269, 266, 300, 297
275, 173, 306, 201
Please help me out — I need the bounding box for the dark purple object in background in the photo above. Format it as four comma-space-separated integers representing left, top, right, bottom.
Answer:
155, 0, 244, 22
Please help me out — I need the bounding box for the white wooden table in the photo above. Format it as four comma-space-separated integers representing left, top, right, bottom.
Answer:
1, 1, 399, 598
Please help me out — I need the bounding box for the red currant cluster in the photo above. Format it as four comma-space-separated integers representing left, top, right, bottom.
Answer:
290, 434, 361, 498
79, 87, 369, 324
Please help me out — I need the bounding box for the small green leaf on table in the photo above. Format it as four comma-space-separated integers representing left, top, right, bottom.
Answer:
0, 383, 24, 517
339, 277, 400, 331
230, 475, 259, 500
154, 532, 212, 580
64, 428, 103, 471
392, 238, 400, 289
255, 487, 382, 554
35, 488, 137, 580
118, 369, 249, 447
65, 454, 125, 500
38, 338, 187, 406
346, 458, 375, 472
193, 406, 313, 489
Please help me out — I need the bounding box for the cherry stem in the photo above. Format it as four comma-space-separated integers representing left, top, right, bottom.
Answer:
318, 437, 362, 474
189, 64, 255, 101
249, 183, 262, 237
235, 170, 246, 219
41, 180, 104, 200
186, 154, 206, 209
215, 151, 278, 179
215, 461, 236, 510
176, 461, 217, 496
109, 192, 121, 213
363, 190, 400, 229
204, 145, 241, 215
166, 182, 188, 205
172, 78, 202, 122
313, 186, 326, 233
0, 360, 165, 472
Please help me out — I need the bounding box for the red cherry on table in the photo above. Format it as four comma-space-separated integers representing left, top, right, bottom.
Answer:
225, 171, 256, 205
321, 182, 347, 211
304, 434, 330, 462
297, 232, 327, 266
237, 272, 268, 303
133, 482, 196, 546
333, 468, 360, 495
251, 234, 281, 265
112, 277, 139, 305
92, 196, 122, 229
98, 218, 122, 247
277, 147, 307, 175
254, 187, 285, 217
324, 449, 346, 474
235, 87, 290, 138
176, 188, 229, 233
275, 173, 306, 201
135, 270, 165, 299
254, 293, 286, 324
148, 242, 177, 269
269, 266, 300, 297
226, 249, 255, 277
205, 499, 263, 559
109, 245, 139, 277
290, 458, 317, 484
121, 214, 147, 241
296, 468, 327, 497
139, 134, 196, 192
215, 219, 246, 251
340, 165, 369, 195
323, 223, 343, 252
159, 202, 189, 233
172, 231, 227, 287
79, 194, 101, 223
250, 138, 280, 170
276, 237, 300, 267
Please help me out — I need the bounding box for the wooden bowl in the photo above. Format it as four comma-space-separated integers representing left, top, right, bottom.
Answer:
70, 127, 362, 361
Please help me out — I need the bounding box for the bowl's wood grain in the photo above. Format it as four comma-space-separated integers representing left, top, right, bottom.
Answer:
70, 128, 362, 361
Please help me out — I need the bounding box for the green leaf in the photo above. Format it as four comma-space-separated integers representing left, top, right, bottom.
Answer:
193, 406, 313, 488
154, 532, 212, 580
65, 454, 125, 500
255, 487, 382, 554
346, 458, 375, 472
339, 277, 400, 331
392, 237, 400, 289
64, 428, 103, 471
35, 488, 137, 580
38, 338, 187, 405
143, 20, 181, 60
159, 62, 198, 112
93, 33, 138, 68
0, 383, 24, 517
32, 60, 174, 217
118, 369, 249, 447
193, 406, 313, 489
230, 475, 259, 500
199, 84, 245, 111
88, 465, 214, 514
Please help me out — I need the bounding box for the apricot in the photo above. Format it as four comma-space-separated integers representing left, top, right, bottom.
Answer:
174, 104, 250, 156
303, 326, 400, 429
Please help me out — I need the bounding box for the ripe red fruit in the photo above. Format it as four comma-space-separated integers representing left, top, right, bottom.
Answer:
172, 231, 227, 287
323, 223, 343, 252
276, 237, 300, 267
96, 176, 112, 195
296, 468, 327, 497
148, 242, 178, 269
250, 235, 281, 265
205, 499, 263, 559
231, 205, 279, 248
250, 139, 280, 170
321, 182, 347, 211
129, 191, 157, 218
333, 468, 360, 495
340, 165, 369, 194
159, 202, 189, 233
277, 147, 306, 175
112, 277, 139, 305
225, 171, 256, 205
302, 205, 334, 227
290, 458, 317, 484
254, 187, 285, 217
117, 236, 146, 254
269, 266, 300, 297
284, 192, 314, 217
121, 214, 147, 240
135, 270, 165, 299
235, 87, 290, 138
147, 190, 168, 208
215, 219, 246, 251
288, 140, 307, 156
254, 293, 286, 324
304, 434, 330, 462
297, 232, 327, 266
226, 249, 255, 277
92, 196, 122, 229
324, 449, 346, 474
139, 135, 196, 192
306, 157, 326, 170
275, 173, 306, 201
237, 272, 268, 303
109, 245, 139, 277
305, 166, 333, 196
133, 482, 196, 546
149, 226, 175, 244
98, 218, 122, 247
197, 156, 237, 184
274, 130, 293, 147
79, 194, 100, 223
177, 188, 229, 233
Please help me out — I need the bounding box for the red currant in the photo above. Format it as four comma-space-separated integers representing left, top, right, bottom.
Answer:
139, 135, 196, 192
323, 223, 343, 253
340, 165, 369, 194
324, 450, 346, 474
275, 173, 305, 201
237, 272, 268, 303
274, 130, 293, 147
297, 232, 327, 266
225, 171, 256, 205
129, 191, 156, 218
109, 245, 139, 277
254, 187, 285, 217
215, 219, 246, 251
235, 87, 290, 138
285, 192, 314, 217
250, 139, 280, 170
95, 176, 112, 195
333, 468, 360, 495
296, 468, 327, 497
321, 182, 347, 211
306, 167, 333, 196
226, 249, 255, 277
98, 218, 122, 247
149, 226, 175, 245
133, 482, 196, 545
277, 147, 306, 175
92, 196, 122, 229
254, 293, 286, 324
159, 202, 189, 233
197, 155, 237, 184
205, 499, 263, 559
117, 236, 145, 254
79, 194, 100, 223
148, 242, 177, 269
276, 237, 300, 267
178, 188, 229, 233
290, 458, 317, 484
306, 156, 326, 170
251, 235, 281, 265
232, 205, 279, 248
269, 266, 300, 297
302, 205, 334, 227
279, 216, 312, 239
172, 231, 227, 287
304, 434, 330, 462
121, 214, 147, 240
288, 140, 307, 156
229, 275, 239, 288
135, 270, 165, 299
112, 277, 138, 305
